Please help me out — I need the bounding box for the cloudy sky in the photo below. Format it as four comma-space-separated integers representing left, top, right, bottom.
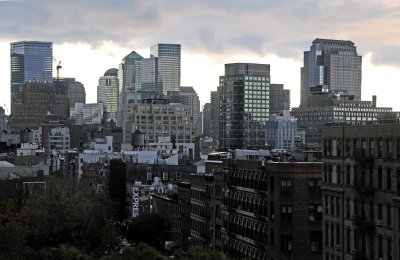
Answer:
1, 0, 400, 111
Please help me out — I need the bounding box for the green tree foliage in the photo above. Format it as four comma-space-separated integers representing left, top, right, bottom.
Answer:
126, 213, 166, 249
184, 246, 229, 260
38, 244, 94, 260
102, 243, 169, 260
0, 177, 117, 259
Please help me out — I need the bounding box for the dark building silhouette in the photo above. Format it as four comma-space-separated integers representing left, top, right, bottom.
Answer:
269, 83, 290, 116
54, 77, 86, 108
322, 124, 400, 260
9, 82, 69, 130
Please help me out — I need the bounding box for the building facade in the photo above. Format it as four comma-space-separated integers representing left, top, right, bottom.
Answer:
265, 110, 297, 151
221, 159, 322, 260
218, 63, 270, 149
168, 87, 201, 137
210, 91, 220, 142
70, 103, 103, 125
292, 94, 398, 145
269, 84, 290, 116
54, 77, 86, 108
10, 41, 53, 99
48, 127, 70, 154
97, 68, 119, 121
203, 103, 212, 137
126, 99, 194, 146
9, 82, 70, 130
118, 51, 143, 94
301, 39, 362, 106
322, 124, 400, 260
149, 43, 181, 95
117, 51, 143, 126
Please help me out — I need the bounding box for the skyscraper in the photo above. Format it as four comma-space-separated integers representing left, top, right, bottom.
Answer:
140, 56, 160, 95
167, 86, 201, 136
269, 83, 290, 116
53, 77, 86, 108
218, 63, 270, 149
117, 51, 143, 126
300, 38, 362, 106
149, 43, 181, 95
97, 68, 119, 121
118, 51, 143, 94
202, 103, 211, 137
210, 91, 220, 141
10, 41, 53, 98
9, 82, 69, 130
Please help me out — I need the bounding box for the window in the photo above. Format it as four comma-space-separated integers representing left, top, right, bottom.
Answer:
311, 231, 322, 252
281, 205, 292, 222
369, 139, 374, 157
281, 234, 292, 252
163, 172, 168, 180
270, 177, 275, 192
281, 179, 292, 195
309, 204, 322, 222
346, 166, 351, 185
387, 168, 392, 190
378, 140, 383, 158
309, 179, 322, 194
387, 139, 393, 158
378, 168, 382, 189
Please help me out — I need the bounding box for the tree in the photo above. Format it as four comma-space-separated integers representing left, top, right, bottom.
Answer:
39, 244, 94, 260
126, 213, 166, 250
102, 243, 169, 260
0, 176, 117, 258
184, 246, 229, 260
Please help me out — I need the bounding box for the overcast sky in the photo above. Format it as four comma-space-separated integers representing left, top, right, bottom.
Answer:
1, 0, 400, 111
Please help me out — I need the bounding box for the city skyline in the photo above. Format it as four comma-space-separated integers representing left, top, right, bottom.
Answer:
1, 1, 400, 111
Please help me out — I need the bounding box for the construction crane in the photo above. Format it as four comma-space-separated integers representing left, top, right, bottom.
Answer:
3, 104, 9, 115
53, 57, 62, 79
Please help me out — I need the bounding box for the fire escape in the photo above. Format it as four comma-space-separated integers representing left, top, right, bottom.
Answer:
352, 148, 375, 260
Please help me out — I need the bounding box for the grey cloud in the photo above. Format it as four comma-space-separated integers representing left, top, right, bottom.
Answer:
1, 0, 400, 65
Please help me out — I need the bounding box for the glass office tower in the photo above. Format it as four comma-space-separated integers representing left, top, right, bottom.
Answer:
218, 63, 270, 149
300, 38, 362, 106
150, 43, 181, 95
10, 41, 53, 98
97, 68, 119, 121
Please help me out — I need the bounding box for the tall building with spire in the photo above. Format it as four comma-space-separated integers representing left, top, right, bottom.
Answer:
118, 51, 143, 94
117, 51, 143, 126
10, 41, 53, 98
300, 38, 362, 106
